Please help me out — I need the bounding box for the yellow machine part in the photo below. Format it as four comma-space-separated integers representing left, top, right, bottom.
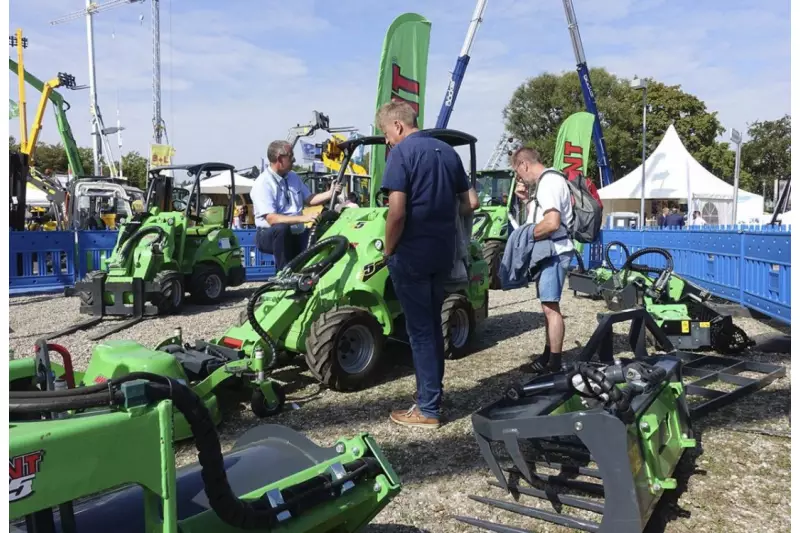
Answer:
321, 134, 368, 176
100, 213, 117, 230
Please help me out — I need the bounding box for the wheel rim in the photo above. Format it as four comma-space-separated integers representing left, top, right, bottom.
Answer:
336, 324, 375, 374
450, 308, 470, 349
204, 274, 222, 299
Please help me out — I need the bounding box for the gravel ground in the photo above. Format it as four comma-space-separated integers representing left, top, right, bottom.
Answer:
9, 284, 790, 533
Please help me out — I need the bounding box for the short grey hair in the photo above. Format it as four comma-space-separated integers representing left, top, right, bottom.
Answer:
375, 100, 418, 131
510, 146, 541, 166
267, 140, 292, 163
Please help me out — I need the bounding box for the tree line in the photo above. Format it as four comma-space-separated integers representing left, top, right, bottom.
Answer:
503, 68, 790, 203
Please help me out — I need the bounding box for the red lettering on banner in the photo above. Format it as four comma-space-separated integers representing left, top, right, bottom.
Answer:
391, 63, 420, 114
561, 141, 584, 174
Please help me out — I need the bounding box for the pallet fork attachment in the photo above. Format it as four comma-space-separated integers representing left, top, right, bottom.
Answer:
52, 274, 158, 340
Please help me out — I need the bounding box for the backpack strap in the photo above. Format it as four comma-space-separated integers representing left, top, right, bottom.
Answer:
531, 169, 572, 240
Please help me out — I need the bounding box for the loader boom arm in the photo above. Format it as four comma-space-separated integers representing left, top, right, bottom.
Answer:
9, 58, 85, 177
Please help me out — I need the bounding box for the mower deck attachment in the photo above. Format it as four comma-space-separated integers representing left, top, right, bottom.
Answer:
457, 309, 785, 532
53, 275, 158, 341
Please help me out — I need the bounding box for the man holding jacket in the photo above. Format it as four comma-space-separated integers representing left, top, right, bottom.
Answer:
511, 147, 575, 374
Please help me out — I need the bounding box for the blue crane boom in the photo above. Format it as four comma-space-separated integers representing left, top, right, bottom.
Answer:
563, 0, 613, 187
434, 0, 488, 129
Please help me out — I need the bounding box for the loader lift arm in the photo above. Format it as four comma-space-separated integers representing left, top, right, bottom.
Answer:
9, 57, 85, 177
563, 0, 613, 187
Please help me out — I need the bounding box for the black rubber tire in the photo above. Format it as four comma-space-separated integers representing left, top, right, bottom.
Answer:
304, 307, 385, 391
189, 263, 227, 305
77, 270, 105, 306
442, 294, 476, 360
250, 382, 286, 417
482, 240, 505, 290
151, 271, 184, 314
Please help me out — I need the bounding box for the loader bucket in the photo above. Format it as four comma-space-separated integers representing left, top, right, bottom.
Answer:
456, 355, 696, 533
17, 425, 400, 533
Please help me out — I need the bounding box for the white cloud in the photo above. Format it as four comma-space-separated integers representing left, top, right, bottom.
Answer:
8, 0, 789, 176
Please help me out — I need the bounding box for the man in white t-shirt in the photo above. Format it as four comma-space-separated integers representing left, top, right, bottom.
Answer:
511, 147, 575, 374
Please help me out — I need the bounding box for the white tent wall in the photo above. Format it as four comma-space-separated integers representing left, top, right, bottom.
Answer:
598, 124, 764, 226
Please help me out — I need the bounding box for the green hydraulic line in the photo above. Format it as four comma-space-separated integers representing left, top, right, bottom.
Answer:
9, 57, 85, 177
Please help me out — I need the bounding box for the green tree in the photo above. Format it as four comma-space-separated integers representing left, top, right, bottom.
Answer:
742, 115, 791, 202
503, 68, 752, 189
121, 151, 148, 189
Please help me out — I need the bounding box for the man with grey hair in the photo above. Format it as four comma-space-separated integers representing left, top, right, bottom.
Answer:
251, 139, 341, 269
377, 100, 478, 429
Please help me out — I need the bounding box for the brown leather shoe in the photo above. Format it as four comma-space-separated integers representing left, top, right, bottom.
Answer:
389, 405, 441, 429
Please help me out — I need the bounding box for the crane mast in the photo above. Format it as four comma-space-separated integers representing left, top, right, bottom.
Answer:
562, 0, 613, 187
434, 0, 488, 129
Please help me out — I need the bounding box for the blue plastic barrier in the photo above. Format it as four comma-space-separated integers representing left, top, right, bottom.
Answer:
76, 230, 118, 277
234, 230, 276, 281
71, 229, 276, 281
9, 231, 76, 295
592, 225, 791, 324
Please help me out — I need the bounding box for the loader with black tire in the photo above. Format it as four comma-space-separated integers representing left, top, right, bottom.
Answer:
183, 129, 491, 392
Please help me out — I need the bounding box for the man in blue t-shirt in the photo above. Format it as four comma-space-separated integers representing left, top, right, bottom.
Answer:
377, 100, 476, 429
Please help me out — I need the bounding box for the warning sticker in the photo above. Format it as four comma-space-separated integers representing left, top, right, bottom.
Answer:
699, 322, 711, 328
681, 321, 690, 333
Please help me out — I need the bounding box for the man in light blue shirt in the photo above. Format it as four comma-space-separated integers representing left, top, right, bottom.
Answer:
252, 140, 341, 269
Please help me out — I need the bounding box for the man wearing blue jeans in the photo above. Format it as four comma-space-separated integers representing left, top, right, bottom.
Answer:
377, 101, 476, 429
512, 147, 575, 373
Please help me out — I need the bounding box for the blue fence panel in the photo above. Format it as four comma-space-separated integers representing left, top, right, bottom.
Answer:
76, 230, 119, 278
740, 227, 791, 323
9, 231, 75, 294
233, 230, 276, 281
594, 225, 791, 325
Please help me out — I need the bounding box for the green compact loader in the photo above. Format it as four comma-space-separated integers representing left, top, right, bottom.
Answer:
64, 163, 246, 340
157, 129, 489, 392
9, 352, 401, 533
472, 169, 525, 289
568, 242, 753, 354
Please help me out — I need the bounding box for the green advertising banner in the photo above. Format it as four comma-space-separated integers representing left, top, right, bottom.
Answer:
553, 111, 595, 176
553, 111, 596, 253
369, 13, 431, 205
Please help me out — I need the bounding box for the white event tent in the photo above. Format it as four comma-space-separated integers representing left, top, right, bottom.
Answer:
598, 125, 764, 225
199, 172, 256, 195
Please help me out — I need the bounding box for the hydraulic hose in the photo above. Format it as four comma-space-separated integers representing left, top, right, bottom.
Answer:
143, 378, 379, 529
116, 225, 169, 264
604, 241, 630, 273
472, 213, 491, 240
572, 363, 634, 423
307, 210, 340, 248
621, 247, 674, 276
9, 371, 172, 399
9, 390, 125, 413
284, 235, 349, 276
245, 236, 350, 363
10, 375, 380, 529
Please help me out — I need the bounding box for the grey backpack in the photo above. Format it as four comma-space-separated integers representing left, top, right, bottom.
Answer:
533, 169, 603, 244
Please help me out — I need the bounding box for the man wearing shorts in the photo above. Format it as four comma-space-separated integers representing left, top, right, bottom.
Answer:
511, 147, 575, 373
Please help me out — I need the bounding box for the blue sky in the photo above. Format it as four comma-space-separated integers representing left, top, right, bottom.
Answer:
8, 0, 791, 171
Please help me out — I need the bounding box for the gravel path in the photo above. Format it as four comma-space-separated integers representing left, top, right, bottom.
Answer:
9, 284, 790, 532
